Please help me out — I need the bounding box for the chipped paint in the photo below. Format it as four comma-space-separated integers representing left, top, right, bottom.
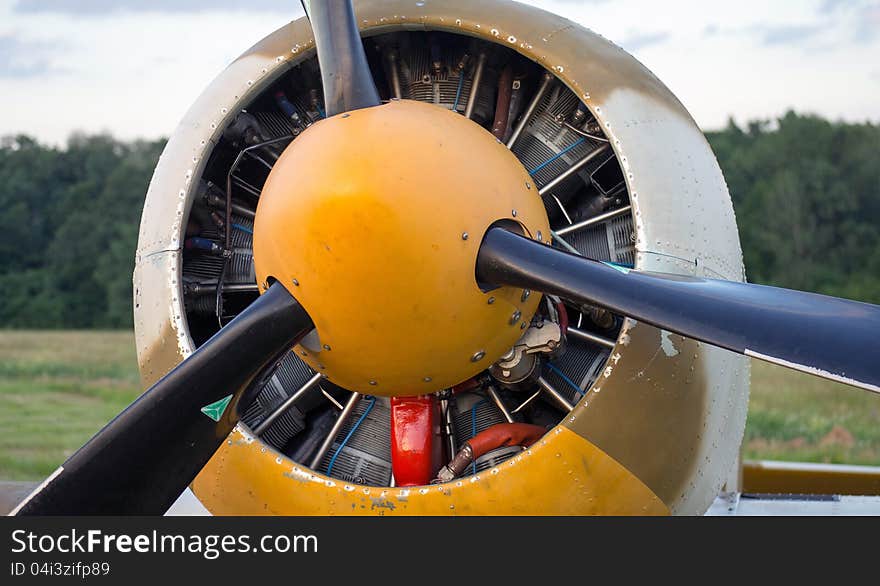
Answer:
370, 497, 396, 511
660, 330, 680, 357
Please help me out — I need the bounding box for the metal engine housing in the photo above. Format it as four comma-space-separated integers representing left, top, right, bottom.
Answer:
133, 0, 749, 515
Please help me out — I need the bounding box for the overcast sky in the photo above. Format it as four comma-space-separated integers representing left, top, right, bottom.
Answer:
1, 0, 878, 144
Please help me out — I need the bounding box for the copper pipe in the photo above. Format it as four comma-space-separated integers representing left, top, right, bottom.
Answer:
491, 65, 514, 140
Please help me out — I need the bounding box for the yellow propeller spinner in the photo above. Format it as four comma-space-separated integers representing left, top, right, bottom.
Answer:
253, 99, 550, 396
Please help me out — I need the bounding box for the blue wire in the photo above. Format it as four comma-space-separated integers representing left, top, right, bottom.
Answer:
231, 223, 253, 235
326, 396, 375, 476
546, 362, 586, 397
452, 73, 465, 113
470, 399, 487, 475
316, 104, 326, 119
528, 137, 586, 176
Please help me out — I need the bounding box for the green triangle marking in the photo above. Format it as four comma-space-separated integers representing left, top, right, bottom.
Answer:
201, 394, 233, 422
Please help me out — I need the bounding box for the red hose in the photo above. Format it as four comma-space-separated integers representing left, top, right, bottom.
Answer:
556, 299, 569, 333
467, 423, 546, 460
434, 422, 547, 482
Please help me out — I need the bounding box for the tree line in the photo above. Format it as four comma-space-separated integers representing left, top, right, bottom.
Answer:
0, 111, 877, 329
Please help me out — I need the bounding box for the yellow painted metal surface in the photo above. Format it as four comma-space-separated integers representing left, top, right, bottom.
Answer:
254, 99, 549, 396
194, 425, 668, 515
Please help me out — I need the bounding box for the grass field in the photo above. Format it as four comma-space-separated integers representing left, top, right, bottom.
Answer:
0, 330, 878, 480
0, 331, 141, 480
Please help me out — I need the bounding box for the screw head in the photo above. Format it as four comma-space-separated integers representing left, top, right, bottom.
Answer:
461, 232, 469, 240
521, 289, 531, 302
323, 344, 331, 351
511, 209, 518, 217
525, 182, 531, 190
423, 376, 432, 382
471, 350, 486, 362
509, 310, 522, 325
520, 322, 527, 329
487, 296, 495, 304
292, 278, 300, 286
369, 380, 377, 386
536, 231, 543, 241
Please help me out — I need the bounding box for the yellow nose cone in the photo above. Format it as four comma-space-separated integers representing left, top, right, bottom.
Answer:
253, 99, 550, 396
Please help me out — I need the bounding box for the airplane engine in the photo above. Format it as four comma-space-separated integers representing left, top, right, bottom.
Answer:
132, 0, 750, 516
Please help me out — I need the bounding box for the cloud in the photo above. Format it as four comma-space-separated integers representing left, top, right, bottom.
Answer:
854, 4, 880, 43
616, 31, 671, 52
819, 0, 850, 14
753, 24, 823, 46
815, 0, 879, 44
0, 34, 59, 79
13, 0, 295, 14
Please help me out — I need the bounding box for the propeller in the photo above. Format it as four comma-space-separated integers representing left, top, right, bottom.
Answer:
13, 0, 880, 516
12, 283, 314, 515
476, 227, 880, 394
301, 0, 380, 116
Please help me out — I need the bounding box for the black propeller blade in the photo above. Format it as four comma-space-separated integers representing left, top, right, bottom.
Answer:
12, 283, 313, 515
477, 227, 880, 394
301, 0, 380, 116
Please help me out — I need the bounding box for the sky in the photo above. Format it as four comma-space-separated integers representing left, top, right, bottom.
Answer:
0, 0, 878, 144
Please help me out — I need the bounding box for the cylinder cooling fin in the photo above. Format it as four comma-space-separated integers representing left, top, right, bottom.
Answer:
134, 0, 749, 515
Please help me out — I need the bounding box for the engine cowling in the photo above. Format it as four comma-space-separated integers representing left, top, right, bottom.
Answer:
133, 0, 748, 515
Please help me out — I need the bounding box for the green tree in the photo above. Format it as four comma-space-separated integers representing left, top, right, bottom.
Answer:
707, 111, 880, 303
0, 134, 164, 328
0, 111, 877, 329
